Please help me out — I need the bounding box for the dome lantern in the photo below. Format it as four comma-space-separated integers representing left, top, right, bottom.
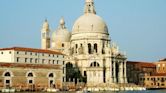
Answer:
52, 18, 71, 48
84, 0, 96, 14
71, 0, 110, 41
42, 19, 49, 32
59, 17, 66, 29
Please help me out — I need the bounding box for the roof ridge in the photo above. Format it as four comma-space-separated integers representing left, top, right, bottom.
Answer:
0, 46, 63, 55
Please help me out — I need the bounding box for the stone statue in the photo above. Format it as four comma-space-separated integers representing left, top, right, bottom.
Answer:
69, 47, 74, 55
78, 46, 84, 54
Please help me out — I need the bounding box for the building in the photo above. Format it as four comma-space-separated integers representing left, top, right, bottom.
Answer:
138, 58, 166, 89
127, 61, 156, 84
41, 0, 127, 87
155, 58, 166, 73
139, 73, 166, 89
0, 47, 64, 65
127, 59, 166, 89
0, 0, 128, 90
0, 47, 65, 90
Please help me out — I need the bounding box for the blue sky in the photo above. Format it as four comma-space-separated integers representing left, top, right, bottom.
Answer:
0, 0, 166, 62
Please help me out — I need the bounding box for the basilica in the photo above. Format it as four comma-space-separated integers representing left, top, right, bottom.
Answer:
41, 0, 127, 86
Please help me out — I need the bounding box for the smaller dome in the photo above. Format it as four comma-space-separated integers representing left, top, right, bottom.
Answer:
52, 28, 71, 42
52, 18, 71, 43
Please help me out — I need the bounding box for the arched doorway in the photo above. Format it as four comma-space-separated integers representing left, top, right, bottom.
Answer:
65, 62, 85, 83
66, 62, 73, 82
88, 43, 92, 54
3, 71, 13, 88
26, 71, 35, 91
87, 62, 103, 84
115, 62, 119, 83
90, 62, 100, 67
47, 73, 55, 88
94, 43, 97, 53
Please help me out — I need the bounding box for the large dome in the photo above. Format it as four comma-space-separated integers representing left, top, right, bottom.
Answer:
72, 13, 108, 34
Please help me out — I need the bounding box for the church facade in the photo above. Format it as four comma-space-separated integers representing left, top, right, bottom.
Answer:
41, 0, 127, 86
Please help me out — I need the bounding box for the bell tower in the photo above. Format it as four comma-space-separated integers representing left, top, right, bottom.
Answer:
41, 19, 50, 49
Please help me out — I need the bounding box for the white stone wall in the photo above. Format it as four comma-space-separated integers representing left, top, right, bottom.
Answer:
14, 51, 64, 65
0, 50, 64, 65
0, 50, 14, 63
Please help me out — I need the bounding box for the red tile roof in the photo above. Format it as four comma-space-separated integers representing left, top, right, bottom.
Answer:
151, 73, 166, 76
0, 62, 61, 69
159, 58, 166, 61
0, 47, 63, 55
127, 61, 156, 68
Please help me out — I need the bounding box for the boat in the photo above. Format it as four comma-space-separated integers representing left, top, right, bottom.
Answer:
46, 88, 59, 92
1, 88, 15, 92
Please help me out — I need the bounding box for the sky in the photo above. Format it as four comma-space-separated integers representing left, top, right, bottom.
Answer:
0, 0, 166, 62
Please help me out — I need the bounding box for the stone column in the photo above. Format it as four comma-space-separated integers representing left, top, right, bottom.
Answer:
99, 71, 102, 84
109, 58, 113, 83
84, 40, 88, 55
101, 71, 103, 84
91, 44, 94, 54
87, 71, 91, 86
74, 44, 76, 54
119, 61, 124, 83
87, 71, 89, 86
113, 59, 116, 83
124, 61, 128, 83
105, 58, 113, 84
99, 41, 102, 54
122, 62, 124, 83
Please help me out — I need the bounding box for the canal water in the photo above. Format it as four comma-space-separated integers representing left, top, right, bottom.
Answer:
14, 90, 166, 93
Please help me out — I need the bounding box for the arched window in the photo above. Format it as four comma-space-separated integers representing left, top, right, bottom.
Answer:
30, 58, 33, 63
90, 62, 100, 67
27, 73, 33, 77
88, 43, 92, 54
94, 43, 97, 53
66, 62, 73, 68
90, 63, 93, 67
4, 72, 11, 77
62, 43, 64, 47
49, 73, 54, 78
94, 62, 96, 67
75, 44, 78, 53
25, 58, 27, 62
35, 59, 37, 63
3, 71, 12, 88
76, 44, 78, 48
97, 63, 99, 67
